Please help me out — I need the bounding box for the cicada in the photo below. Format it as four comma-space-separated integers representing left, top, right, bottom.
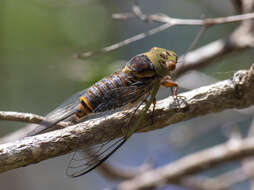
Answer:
28, 47, 178, 177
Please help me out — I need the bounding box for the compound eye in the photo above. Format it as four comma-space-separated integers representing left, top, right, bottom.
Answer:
167, 60, 176, 70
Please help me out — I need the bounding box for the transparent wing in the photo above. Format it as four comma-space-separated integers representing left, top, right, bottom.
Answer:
28, 81, 152, 136
27, 80, 154, 175
64, 83, 153, 177
27, 88, 88, 136
46, 89, 87, 121
65, 136, 127, 177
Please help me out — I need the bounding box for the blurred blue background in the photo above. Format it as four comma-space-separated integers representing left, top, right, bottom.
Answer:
0, 0, 254, 189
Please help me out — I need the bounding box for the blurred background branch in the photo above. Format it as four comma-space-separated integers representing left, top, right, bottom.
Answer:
77, 3, 254, 59
116, 136, 254, 190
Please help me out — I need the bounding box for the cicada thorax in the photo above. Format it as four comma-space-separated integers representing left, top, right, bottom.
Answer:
123, 53, 157, 79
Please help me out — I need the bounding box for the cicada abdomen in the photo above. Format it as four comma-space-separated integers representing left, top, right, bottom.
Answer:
76, 71, 153, 119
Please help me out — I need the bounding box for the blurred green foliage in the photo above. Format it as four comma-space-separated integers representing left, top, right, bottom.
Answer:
0, 0, 121, 133
0, 0, 116, 112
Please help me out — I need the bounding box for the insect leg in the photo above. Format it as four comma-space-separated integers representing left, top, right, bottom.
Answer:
122, 93, 150, 137
160, 75, 178, 96
161, 75, 184, 110
151, 98, 157, 124
131, 94, 150, 120
161, 76, 188, 111
126, 80, 160, 139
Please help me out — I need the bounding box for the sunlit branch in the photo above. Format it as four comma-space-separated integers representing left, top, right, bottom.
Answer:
0, 64, 253, 175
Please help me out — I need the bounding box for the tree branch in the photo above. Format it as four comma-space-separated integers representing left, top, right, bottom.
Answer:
0, 112, 71, 143
0, 64, 253, 175
0, 111, 73, 127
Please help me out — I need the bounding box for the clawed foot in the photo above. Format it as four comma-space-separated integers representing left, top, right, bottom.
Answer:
170, 95, 189, 112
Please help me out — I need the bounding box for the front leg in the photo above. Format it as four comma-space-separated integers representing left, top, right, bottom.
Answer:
160, 76, 188, 112
160, 75, 178, 97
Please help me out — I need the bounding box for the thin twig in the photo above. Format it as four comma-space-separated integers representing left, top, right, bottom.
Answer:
113, 11, 254, 26
178, 25, 208, 74
75, 23, 172, 59
0, 111, 44, 124
77, 9, 254, 59
0, 112, 71, 143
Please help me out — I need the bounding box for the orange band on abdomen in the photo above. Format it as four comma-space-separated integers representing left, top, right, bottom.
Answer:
80, 96, 94, 111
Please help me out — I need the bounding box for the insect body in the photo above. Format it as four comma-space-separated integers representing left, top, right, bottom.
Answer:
77, 47, 178, 120
28, 47, 178, 176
